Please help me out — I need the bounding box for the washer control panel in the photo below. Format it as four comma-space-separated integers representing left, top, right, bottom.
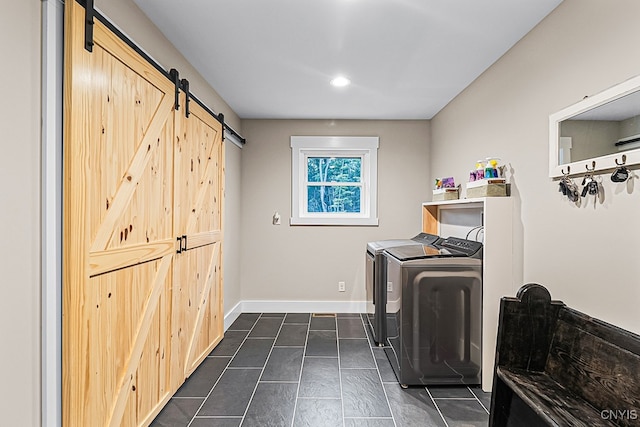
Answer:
440, 237, 482, 256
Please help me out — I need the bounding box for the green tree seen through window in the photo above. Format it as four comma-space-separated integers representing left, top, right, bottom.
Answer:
307, 157, 362, 213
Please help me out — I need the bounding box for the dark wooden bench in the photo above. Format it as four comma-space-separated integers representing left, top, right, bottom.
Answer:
489, 283, 640, 427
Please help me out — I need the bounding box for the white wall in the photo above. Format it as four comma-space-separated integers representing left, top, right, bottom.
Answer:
0, 1, 42, 425
239, 120, 430, 307
95, 0, 245, 314
431, 0, 640, 334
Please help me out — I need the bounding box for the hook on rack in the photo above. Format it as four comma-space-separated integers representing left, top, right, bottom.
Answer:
615, 154, 627, 166
562, 165, 571, 176
585, 161, 596, 172
611, 154, 630, 183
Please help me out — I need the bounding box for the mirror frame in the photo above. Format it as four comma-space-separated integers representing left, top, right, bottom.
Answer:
549, 74, 640, 178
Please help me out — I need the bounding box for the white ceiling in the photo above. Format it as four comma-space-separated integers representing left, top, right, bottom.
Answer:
133, 0, 563, 120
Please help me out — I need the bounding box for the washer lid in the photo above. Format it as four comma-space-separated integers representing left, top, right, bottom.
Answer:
384, 244, 448, 261
367, 239, 420, 254
410, 232, 441, 245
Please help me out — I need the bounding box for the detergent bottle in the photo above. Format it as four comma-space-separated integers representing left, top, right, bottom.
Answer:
485, 157, 500, 179
475, 160, 485, 180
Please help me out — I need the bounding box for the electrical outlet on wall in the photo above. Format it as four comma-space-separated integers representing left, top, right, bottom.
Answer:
387, 281, 393, 292
338, 281, 346, 292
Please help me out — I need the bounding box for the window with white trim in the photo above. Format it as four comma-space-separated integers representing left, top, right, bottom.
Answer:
291, 136, 378, 226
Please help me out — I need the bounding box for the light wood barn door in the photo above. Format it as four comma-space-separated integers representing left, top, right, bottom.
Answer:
171, 94, 225, 385
64, 2, 176, 426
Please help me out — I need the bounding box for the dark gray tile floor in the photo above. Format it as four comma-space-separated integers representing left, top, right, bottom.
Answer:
152, 313, 490, 427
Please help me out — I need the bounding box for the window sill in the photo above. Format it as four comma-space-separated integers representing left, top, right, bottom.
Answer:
290, 217, 379, 226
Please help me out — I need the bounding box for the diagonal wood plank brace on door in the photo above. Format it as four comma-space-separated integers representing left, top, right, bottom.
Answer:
107, 254, 172, 427
90, 94, 174, 253
183, 242, 221, 376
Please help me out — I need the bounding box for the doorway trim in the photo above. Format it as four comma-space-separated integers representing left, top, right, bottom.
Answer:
41, 1, 64, 426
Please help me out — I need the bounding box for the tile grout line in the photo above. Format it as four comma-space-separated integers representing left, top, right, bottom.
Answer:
186, 314, 262, 427
425, 387, 450, 427
341, 366, 387, 370
290, 315, 312, 427
297, 396, 342, 400
225, 367, 262, 370
302, 355, 339, 359
344, 417, 395, 420
432, 397, 479, 400
433, 397, 478, 402
468, 386, 491, 414
239, 313, 286, 425
360, 313, 398, 427
194, 415, 243, 419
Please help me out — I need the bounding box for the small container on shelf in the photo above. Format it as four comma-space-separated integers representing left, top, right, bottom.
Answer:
433, 176, 459, 201
466, 178, 507, 198
432, 187, 460, 201
465, 157, 508, 198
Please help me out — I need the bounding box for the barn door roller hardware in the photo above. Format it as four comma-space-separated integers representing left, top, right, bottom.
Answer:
170, 68, 180, 111
83, 0, 95, 52
216, 113, 245, 146
180, 79, 191, 118
219, 113, 225, 141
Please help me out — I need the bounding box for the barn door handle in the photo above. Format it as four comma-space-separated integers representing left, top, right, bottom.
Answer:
176, 235, 187, 254
169, 68, 180, 111
180, 79, 190, 118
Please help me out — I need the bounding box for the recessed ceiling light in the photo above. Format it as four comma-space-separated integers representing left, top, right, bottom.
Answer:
330, 76, 351, 87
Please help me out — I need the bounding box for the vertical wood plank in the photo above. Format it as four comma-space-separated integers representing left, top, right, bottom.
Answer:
63, 3, 92, 425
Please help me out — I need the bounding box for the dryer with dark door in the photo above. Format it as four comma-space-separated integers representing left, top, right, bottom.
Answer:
383, 237, 483, 387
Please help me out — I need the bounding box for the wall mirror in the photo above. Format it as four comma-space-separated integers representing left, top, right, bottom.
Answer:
549, 74, 640, 178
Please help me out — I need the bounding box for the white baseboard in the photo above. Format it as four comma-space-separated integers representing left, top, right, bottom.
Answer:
224, 300, 367, 326
223, 301, 243, 331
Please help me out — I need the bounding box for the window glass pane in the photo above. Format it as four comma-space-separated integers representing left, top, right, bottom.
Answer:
307, 157, 361, 183
307, 185, 361, 213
